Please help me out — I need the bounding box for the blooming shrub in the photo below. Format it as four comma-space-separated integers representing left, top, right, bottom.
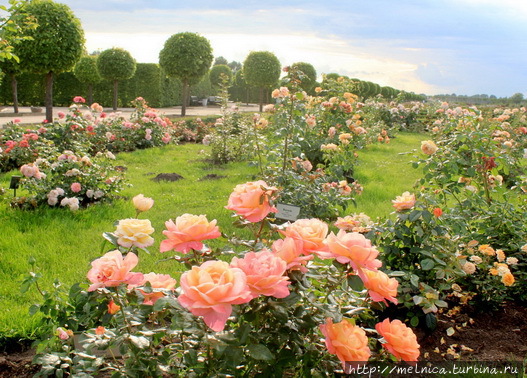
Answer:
28, 185, 420, 376
14, 150, 126, 209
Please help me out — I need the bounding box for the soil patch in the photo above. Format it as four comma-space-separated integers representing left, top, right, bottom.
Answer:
418, 301, 527, 361
199, 173, 227, 181
151, 173, 184, 182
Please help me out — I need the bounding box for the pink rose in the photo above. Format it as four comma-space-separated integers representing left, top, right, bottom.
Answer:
178, 260, 252, 331
58, 111, 66, 119
71, 182, 81, 193
20, 163, 42, 179
225, 180, 278, 222
231, 250, 290, 299
160, 214, 221, 253
87, 250, 144, 291
325, 230, 382, 273
271, 237, 313, 272
73, 96, 86, 103
280, 218, 329, 256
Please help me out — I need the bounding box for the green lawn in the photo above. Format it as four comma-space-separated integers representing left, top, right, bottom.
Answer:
352, 132, 427, 219
0, 133, 426, 344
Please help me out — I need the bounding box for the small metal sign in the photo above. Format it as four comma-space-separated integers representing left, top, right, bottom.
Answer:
275, 203, 301, 221
9, 175, 21, 190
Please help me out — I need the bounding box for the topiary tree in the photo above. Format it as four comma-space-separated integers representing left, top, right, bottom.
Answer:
15, 0, 84, 122
159, 32, 213, 116
97, 48, 136, 110
73, 55, 101, 105
0, 0, 37, 63
243, 51, 281, 112
213, 56, 228, 66
209, 64, 232, 93
291, 61, 317, 93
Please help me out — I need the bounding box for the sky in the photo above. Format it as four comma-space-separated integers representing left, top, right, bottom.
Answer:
56, 0, 527, 98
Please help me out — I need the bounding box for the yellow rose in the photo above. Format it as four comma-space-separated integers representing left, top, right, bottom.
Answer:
133, 194, 154, 213
115, 218, 155, 248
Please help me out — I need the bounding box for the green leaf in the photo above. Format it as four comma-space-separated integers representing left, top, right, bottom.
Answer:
420, 258, 435, 270
247, 344, 274, 361
410, 316, 419, 327
425, 313, 437, 330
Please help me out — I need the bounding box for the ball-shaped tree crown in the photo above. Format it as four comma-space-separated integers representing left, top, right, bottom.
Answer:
242, 51, 281, 88
97, 48, 137, 81
210, 64, 233, 87
291, 61, 317, 91
159, 32, 213, 83
15, 0, 84, 74
74, 55, 101, 84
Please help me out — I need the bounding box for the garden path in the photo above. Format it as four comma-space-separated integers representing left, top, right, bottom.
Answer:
0, 102, 259, 128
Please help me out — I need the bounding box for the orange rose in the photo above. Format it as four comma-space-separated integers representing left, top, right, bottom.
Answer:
320, 318, 370, 370
225, 180, 278, 222
160, 213, 221, 253
361, 269, 398, 305
107, 300, 121, 315
280, 218, 329, 256
231, 250, 290, 299
325, 230, 382, 272
178, 260, 252, 331
502, 272, 515, 286
375, 318, 420, 363
392, 192, 416, 212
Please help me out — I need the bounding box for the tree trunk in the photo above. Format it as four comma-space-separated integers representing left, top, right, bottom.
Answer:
181, 79, 188, 116
45, 71, 53, 123
88, 84, 94, 105
113, 80, 118, 110
259, 87, 263, 112
11, 74, 18, 113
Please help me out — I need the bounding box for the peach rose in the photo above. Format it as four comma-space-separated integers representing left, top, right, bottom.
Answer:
502, 272, 515, 286
231, 250, 290, 299
375, 318, 420, 363
225, 180, 278, 222
178, 260, 252, 331
361, 269, 398, 305
271, 237, 313, 272
133, 194, 154, 213
325, 230, 382, 272
133, 272, 177, 304
160, 213, 221, 253
420, 140, 438, 155
320, 318, 371, 370
114, 218, 155, 248
87, 250, 144, 291
280, 218, 329, 256
20, 163, 42, 179
392, 192, 416, 212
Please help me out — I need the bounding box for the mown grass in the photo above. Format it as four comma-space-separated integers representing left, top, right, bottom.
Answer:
0, 132, 426, 344
352, 132, 428, 219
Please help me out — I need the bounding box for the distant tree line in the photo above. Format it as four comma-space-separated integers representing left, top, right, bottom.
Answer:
429, 92, 526, 106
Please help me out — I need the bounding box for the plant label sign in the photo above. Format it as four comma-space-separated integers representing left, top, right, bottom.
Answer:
275, 203, 301, 221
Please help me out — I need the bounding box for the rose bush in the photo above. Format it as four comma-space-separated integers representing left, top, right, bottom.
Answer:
28, 183, 420, 376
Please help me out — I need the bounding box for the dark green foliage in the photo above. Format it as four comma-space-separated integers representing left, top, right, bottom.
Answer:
97, 48, 136, 82
15, 0, 84, 75
210, 64, 233, 90
290, 62, 317, 93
